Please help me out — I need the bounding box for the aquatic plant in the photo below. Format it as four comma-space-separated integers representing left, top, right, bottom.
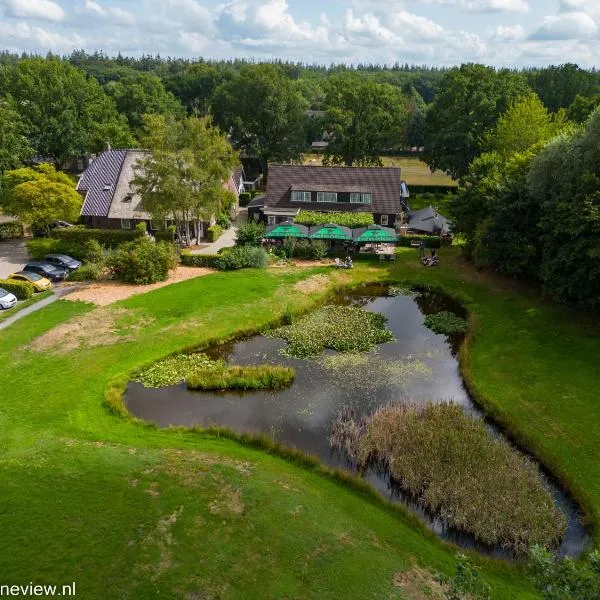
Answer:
187, 365, 295, 391
267, 305, 394, 359
331, 403, 566, 553
424, 311, 468, 335
135, 353, 220, 388
389, 285, 417, 298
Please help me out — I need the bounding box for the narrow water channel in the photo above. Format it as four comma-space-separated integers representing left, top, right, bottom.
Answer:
125, 286, 589, 559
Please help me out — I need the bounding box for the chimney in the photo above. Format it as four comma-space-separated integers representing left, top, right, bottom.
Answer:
104, 140, 111, 151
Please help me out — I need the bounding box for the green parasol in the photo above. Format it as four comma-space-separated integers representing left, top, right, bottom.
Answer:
265, 221, 309, 239
352, 225, 398, 244
309, 223, 353, 241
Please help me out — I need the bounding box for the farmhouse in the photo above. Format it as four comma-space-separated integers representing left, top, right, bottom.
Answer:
249, 164, 407, 227
77, 149, 242, 236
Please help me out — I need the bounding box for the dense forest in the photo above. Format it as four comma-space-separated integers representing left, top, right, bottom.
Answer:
1, 51, 600, 310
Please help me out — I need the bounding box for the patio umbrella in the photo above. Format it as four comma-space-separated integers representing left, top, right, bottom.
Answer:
265, 221, 309, 239
352, 225, 398, 244
309, 223, 353, 241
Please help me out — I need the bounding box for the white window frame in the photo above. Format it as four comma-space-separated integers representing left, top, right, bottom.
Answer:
380, 215, 389, 226
317, 191, 338, 203
350, 192, 372, 204
291, 190, 311, 203
267, 215, 277, 226
120, 219, 131, 230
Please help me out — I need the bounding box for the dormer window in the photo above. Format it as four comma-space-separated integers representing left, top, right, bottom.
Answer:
350, 192, 372, 204
291, 190, 311, 202
103, 184, 112, 192
317, 191, 337, 203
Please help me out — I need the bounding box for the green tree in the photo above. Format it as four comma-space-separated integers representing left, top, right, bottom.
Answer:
0, 100, 33, 174
164, 63, 225, 114
0, 163, 82, 231
423, 64, 529, 179
321, 73, 406, 167
0, 57, 133, 162
212, 64, 306, 177
132, 114, 238, 243
104, 72, 185, 133
486, 93, 566, 156
567, 94, 600, 124
403, 83, 426, 148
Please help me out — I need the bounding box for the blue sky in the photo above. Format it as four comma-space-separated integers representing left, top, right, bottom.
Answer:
0, 0, 599, 67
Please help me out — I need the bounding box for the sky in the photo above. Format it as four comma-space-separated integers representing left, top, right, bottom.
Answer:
0, 0, 599, 67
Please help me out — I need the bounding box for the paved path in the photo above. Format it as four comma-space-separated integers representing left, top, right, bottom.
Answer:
0, 238, 28, 279
191, 226, 237, 255
0, 286, 79, 331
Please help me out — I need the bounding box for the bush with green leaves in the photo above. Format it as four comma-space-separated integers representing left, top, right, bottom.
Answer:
295, 211, 374, 228
207, 224, 223, 243
215, 246, 269, 271
67, 263, 104, 282
51, 227, 143, 248
268, 305, 394, 358
180, 252, 220, 268
108, 237, 179, 284
235, 221, 265, 247
135, 353, 219, 388
216, 214, 230, 229
0, 220, 24, 241
437, 554, 492, 600
424, 311, 467, 335
0, 278, 33, 299
187, 365, 295, 391
331, 403, 566, 553
238, 192, 251, 206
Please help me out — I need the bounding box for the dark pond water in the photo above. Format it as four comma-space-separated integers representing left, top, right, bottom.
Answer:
125, 286, 589, 559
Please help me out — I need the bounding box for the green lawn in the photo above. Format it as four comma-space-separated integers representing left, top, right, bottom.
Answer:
2, 252, 599, 598
0, 290, 53, 321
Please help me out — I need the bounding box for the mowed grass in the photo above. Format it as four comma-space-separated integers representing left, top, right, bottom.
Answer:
3, 250, 600, 598
0, 265, 536, 599
301, 154, 457, 187
0, 290, 53, 321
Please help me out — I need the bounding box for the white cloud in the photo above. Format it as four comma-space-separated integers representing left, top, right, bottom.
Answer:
531, 11, 597, 40
410, 0, 530, 13
492, 24, 525, 42
78, 1, 135, 26
1, 0, 66, 22
0, 20, 84, 51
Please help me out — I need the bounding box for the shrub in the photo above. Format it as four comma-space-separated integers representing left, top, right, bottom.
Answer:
51, 227, 143, 248
0, 220, 24, 241
268, 305, 394, 358
398, 235, 442, 249
180, 252, 220, 268
27, 236, 107, 263
424, 311, 467, 335
0, 278, 33, 299
295, 211, 374, 228
135, 221, 147, 234
216, 214, 230, 229
214, 246, 269, 271
67, 263, 103, 281
331, 403, 566, 553
187, 365, 295, 391
310, 239, 329, 260
235, 221, 265, 246
27, 238, 62, 260
154, 225, 176, 243
238, 192, 251, 207
108, 238, 179, 284
82, 239, 105, 263
207, 224, 223, 243
135, 353, 219, 388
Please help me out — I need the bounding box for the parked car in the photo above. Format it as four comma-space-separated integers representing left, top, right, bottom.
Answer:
23, 262, 68, 282
0, 287, 17, 310
44, 254, 82, 272
8, 271, 52, 292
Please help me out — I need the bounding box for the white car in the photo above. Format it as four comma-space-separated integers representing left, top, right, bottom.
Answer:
0, 287, 17, 310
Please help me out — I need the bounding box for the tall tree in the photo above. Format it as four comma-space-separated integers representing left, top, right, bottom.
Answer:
321, 73, 407, 167
0, 100, 33, 174
0, 163, 82, 231
567, 94, 600, 124
164, 63, 225, 114
132, 114, 238, 242
212, 64, 306, 177
423, 64, 529, 179
0, 57, 133, 162
104, 72, 185, 133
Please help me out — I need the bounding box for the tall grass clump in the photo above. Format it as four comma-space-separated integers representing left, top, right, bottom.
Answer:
135, 353, 219, 388
187, 365, 294, 391
267, 305, 394, 358
331, 403, 566, 553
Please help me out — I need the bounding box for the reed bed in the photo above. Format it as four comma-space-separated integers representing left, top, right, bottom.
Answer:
186, 365, 295, 391
331, 403, 566, 553
134, 353, 219, 387
267, 305, 394, 358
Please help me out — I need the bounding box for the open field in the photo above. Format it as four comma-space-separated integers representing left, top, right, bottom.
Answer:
1, 250, 600, 597
302, 154, 457, 187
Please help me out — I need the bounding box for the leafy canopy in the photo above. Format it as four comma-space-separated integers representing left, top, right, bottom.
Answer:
0, 164, 82, 229
0, 100, 33, 174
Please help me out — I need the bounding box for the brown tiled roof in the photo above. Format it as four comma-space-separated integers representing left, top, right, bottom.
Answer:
265, 164, 401, 214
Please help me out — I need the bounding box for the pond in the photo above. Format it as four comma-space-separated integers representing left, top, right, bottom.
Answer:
125, 286, 588, 559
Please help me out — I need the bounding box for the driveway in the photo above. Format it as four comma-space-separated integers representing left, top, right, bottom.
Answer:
191, 226, 237, 255
0, 238, 28, 279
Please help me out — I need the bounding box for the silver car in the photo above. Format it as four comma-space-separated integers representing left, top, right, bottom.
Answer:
0, 287, 17, 310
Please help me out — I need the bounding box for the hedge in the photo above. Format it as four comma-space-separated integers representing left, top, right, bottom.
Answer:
398, 235, 442, 249
406, 184, 458, 195
51, 228, 143, 247
0, 220, 24, 241
207, 225, 223, 243
295, 211, 375, 228
0, 279, 34, 299
239, 192, 251, 207
180, 252, 220, 268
